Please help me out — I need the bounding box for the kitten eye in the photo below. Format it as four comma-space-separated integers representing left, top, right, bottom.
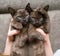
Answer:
17, 16, 22, 19
16, 16, 22, 22
39, 17, 43, 21
39, 17, 44, 25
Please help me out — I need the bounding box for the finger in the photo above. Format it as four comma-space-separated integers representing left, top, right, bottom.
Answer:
36, 28, 47, 37
8, 30, 20, 37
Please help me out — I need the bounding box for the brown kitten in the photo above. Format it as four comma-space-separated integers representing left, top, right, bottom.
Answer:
8, 7, 30, 56
25, 3, 50, 56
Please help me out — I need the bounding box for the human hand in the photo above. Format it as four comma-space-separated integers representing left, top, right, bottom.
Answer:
8, 30, 20, 41
36, 28, 49, 42
36, 28, 53, 56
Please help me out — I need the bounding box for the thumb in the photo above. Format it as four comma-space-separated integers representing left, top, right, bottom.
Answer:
36, 28, 47, 37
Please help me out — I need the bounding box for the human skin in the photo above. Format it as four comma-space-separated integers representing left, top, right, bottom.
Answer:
8, 30, 20, 41
3, 30, 20, 55
36, 28, 53, 56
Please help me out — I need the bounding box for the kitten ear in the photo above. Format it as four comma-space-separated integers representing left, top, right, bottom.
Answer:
44, 5, 49, 11
8, 7, 16, 16
25, 3, 33, 14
